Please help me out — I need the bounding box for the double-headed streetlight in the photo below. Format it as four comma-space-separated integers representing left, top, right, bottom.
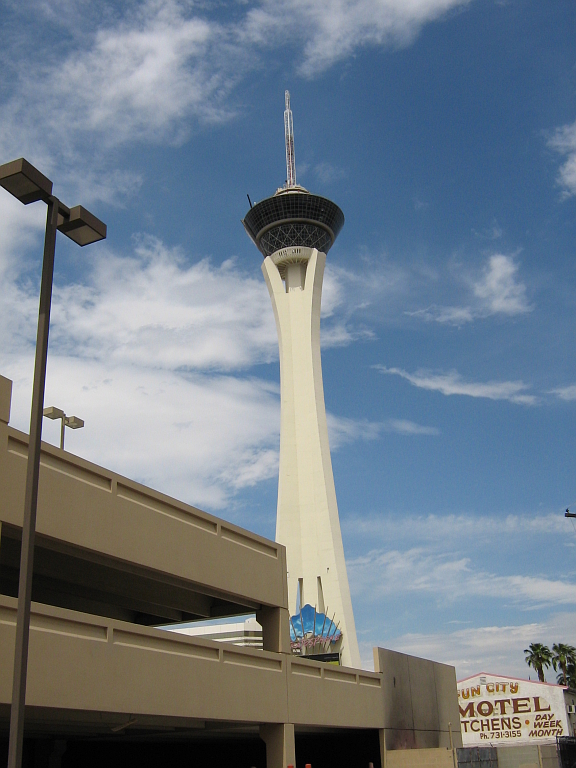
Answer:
0, 158, 106, 768
43, 406, 84, 450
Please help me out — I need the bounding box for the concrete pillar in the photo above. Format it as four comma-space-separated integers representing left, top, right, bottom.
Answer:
256, 606, 292, 654
48, 740, 67, 768
0, 377, 10, 571
0, 376, 11, 475
260, 723, 296, 768
379, 728, 387, 768
0, 375, 12, 425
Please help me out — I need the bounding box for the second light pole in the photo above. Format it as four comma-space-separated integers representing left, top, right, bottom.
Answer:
43, 406, 84, 450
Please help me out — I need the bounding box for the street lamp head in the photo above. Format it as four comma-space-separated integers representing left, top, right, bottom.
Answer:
65, 416, 84, 429
43, 406, 65, 420
0, 158, 107, 246
0, 158, 53, 204
58, 205, 106, 246
43, 407, 84, 430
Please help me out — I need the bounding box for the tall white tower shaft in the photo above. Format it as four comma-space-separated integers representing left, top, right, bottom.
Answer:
262, 247, 361, 669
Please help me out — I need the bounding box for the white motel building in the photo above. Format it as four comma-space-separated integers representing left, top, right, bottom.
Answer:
458, 673, 576, 747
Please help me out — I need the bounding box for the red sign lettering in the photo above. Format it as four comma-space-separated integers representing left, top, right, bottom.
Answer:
512, 698, 531, 713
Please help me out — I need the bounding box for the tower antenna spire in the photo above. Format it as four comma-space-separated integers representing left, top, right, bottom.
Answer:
284, 90, 296, 188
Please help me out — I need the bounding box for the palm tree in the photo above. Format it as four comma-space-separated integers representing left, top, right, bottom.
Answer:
551, 644, 576, 686
524, 643, 552, 682
562, 660, 576, 689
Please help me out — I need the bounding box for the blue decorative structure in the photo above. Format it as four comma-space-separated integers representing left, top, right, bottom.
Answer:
289, 604, 342, 653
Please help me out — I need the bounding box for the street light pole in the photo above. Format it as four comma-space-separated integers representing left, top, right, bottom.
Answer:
0, 158, 106, 768
7, 196, 59, 768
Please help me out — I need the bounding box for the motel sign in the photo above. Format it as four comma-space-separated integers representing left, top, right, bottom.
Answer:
458, 673, 570, 746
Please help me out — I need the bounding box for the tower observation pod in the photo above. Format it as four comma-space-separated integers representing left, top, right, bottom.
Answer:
242, 92, 361, 669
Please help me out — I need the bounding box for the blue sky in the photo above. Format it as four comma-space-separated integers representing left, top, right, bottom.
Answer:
1, 0, 576, 676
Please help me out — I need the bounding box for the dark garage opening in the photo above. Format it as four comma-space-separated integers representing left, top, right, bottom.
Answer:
0, 729, 381, 768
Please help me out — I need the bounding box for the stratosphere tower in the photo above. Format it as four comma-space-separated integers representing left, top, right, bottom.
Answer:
242, 92, 360, 668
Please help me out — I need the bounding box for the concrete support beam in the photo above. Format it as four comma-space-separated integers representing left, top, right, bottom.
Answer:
379, 728, 387, 768
0, 375, 11, 425
257, 606, 292, 654
260, 723, 295, 768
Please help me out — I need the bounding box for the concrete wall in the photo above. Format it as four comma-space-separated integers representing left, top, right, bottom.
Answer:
540, 745, 560, 768
0, 399, 287, 622
387, 747, 456, 768
288, 656, 383, 728
563, 688, 576, 737
497, 746, 559, 768
375, 648, 463, 750
457, 744, 559, 768
0, 595, 384, 730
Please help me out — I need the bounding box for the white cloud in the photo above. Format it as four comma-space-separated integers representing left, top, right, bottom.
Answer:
1, 229, 395, 509
550, 385, 576, 401
314, 162, 347, 184
350, 511, 576, 672
548, 119, 576, 197
242, 0, 471, 77
322, 257, 412, 327
376, 365, 536, 405
5, 0, 233, 147
472, 254, 531, 316
0, 234, 280, 508
408, 305, 475, 324
407, 254, 531, 325
344, 511, 570, 546
50, 237, 278, 372
51, 4, 229, 142
0, 195, 47, 278
327, 414, 438, 448
7, 354, 281, 510
348, 547, 576, 608
0, 0, 474, 206
379, 612, 576, 679
472, 219, 503, 240
0, 214, 440, 509
327, 415, 384, 448
0, 0, 243, 206
41, 237, 383, 369
384, 419, 439, 435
